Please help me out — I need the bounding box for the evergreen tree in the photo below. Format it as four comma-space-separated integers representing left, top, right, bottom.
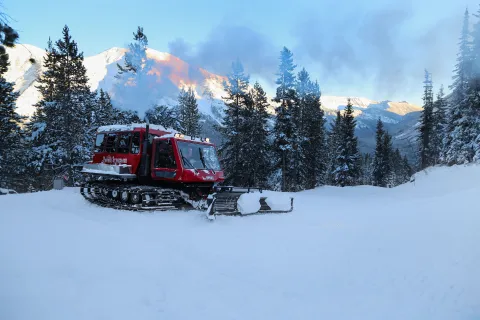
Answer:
326, 111, 343, 185
217, 59, 250, 185
468, 5, 480, 162
95, 89, 114, 126
25, 38, 59, 190
471, 5, 480, 77
272, 47, 298, 191
239, 82, 272, 188
450, 8, 472, 99
372, 119, 389, 187
177, 87, 200, 136
360, 153, 373, 185
297, 70, 326, 189
114, 26, 155, 111
442, 9, 473, 164
464, 77, 480, 162
0, 25, 25, 191
27, 26, 94, 188
0, 21, 19, 75
402, 155, 413, 182
383, 131, 395, 187
418, 69, 435, 170
112, 108, 141, 125
145, 104, 181, 130
391, 149, 406, 186
431, 85, 447, 164
333, 99, 360, 187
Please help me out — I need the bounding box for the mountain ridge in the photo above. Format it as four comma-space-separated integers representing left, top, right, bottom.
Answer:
5, 43, 422, 156
6, 43, 421, 117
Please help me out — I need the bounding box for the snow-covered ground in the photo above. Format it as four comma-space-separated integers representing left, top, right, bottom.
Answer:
0, 165, 479, 320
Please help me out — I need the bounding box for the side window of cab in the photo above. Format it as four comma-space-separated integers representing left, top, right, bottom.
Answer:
155, 139, 177, 169
105, 133, 117, 153
94, 134, 105, 152
131, 132, 140, 154
117, 133, 132, 154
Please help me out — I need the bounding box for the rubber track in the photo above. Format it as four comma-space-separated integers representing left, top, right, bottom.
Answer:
80, 182, 294, 217
80, 182, 191, 212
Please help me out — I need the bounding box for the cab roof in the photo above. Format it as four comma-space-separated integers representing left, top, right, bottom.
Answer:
97, 123, 211, 143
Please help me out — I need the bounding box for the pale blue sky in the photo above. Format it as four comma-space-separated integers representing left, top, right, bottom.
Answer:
4, 0, 478, 105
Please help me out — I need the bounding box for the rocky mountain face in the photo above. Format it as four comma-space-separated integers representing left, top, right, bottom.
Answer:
6, 44, 422, 156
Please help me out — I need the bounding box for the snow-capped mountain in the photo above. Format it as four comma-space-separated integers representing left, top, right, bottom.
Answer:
5, 44, 229, 118
6, 43, 422, 155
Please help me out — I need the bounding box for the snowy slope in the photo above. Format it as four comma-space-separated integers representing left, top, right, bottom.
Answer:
1, 164, 479, 320
4, 44, 46, 116
6, 44, 230, 119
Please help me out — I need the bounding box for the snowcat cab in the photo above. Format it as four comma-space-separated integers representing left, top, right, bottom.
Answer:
79, 123, 293, 218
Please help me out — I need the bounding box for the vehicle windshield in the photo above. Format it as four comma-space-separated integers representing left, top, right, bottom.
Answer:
177, 141, 221, 171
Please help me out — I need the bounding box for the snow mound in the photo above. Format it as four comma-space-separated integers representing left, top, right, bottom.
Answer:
263, 191, 293, 211
237, 192, 262, 214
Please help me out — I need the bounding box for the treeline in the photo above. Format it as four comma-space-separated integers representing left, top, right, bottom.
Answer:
416, 7, 480, 169
0, 22, 416, 193
216, 48, 412, 191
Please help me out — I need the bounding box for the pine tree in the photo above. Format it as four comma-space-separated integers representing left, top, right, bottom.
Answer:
27, 26, 94, 188
372, 119, 388, 186
326, 111, 343, 185
333, 99, 360, 187
471, 5, 480, 77
114, 26, 154, 111
442, 8, 473, 164
95, 89, 114, 126
418, 69, 435, 170
272, 47, 298, 191
431, 85, 447, 164
402, 155, 413, 182
239, 82, 272, 188
145, 104, 181, 129
297, 70, 326, 189
0, 24, 25, 191
112, 108, 141, 125
450, 8, 472, 99
217, 59, 250, 185
0, 22, 19, 75
391, 149, 406, 186
360, 153, 373, 185
177, 87, 200, 136
464, 77, 480, 162
372, 118, 396, 187
25, 38, 59, 189
468, 5, 480, 162
383, 131, 394, 187
116, 26, 150, 75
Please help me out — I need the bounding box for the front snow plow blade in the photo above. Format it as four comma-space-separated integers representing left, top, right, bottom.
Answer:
207, 186, 294, 218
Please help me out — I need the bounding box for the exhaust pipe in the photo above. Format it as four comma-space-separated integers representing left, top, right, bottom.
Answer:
140, 120, 150, 177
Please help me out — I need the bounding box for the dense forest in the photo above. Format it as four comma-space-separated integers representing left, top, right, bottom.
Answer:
1, 6, 479, 193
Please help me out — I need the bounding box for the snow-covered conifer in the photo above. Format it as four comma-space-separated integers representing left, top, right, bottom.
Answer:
217, 59, 250, 185
418, 70, 435, 170
238, 82, 272, 188
297, 70, 326, 189
114, 26, 155, 111
177, 87, 200, 136
26, 26, 94, 188
272, 47, 298, 191
333, 99, 360, 187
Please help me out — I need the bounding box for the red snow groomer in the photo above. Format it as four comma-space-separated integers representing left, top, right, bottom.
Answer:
80, 123, 293, 218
